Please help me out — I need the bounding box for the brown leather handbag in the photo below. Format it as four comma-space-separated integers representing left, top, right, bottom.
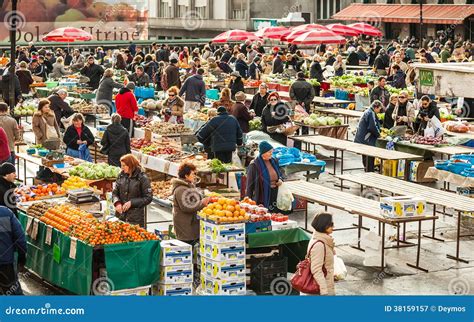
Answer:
291, 240, 327, 294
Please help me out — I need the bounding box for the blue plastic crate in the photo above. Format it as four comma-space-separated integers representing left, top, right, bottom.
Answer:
335, 89, 349, 100
246, 221, 272, 234
206, 89, 219, 100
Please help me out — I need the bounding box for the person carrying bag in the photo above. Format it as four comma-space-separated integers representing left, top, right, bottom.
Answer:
42, 115, 61, 150
291, 212, 335, 295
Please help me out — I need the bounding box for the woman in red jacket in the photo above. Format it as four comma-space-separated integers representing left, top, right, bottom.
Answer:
0, 128, 11, 164
115, 82, 138, 137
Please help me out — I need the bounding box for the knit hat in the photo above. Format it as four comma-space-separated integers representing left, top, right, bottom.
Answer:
126, 82, 135, 90
259, 141, 273, 155
217, 106, 227, 114
0, 162, 16, 176
235, 91, 246, 102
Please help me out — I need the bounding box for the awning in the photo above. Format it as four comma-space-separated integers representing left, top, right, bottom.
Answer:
333, 4, 474, 25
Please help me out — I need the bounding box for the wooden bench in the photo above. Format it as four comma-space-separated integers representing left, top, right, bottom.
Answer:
286, 180, 438, 272
290, 134, 423, 178
336, 172, 474, 264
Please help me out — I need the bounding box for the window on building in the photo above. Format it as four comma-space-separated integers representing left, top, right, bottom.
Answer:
158, 0, 173, 18
194, 0, 208, 19
231, 0, 247, 20
438, 0, 454, 3
177, 0, 191, 18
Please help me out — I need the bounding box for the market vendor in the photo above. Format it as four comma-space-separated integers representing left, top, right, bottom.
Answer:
162, 86, 184, 124
171, 161, 210, 245
32, 99, 61, 150
63, 113, 95, 162
290, 72, 315, 114
16, 61, 33, 94
47, 89, 73, 129
196, 106, 243, 163
70, 49, 86, 72
0, 162, 17, 216
113, 154, 153, 228
261, 92, 291, 146
100, 114, 131, 167
246, 141, 283, 212
80, 56, 104, 90
49, 57, 70, 79
383, 94, 398, 129
369, 77, 390, 106
128, 66, 150, 87
96, 68, 124, 108
414, 95, 440, 134
392, 91, 415, 129
249, 83, 269, 117
354, 100, 382, 172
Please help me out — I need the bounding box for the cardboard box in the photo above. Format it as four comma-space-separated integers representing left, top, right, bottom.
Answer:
200, 275, 246, 295
397, 160, 406, 178
160, 264, 193, 284
160, 240, 192, 266
409, 161, 436, 183
110, 285, 151, 296
271, 220, 298, 231
155, 283, 192, 296
201, 257, 246, 280
200, 239, 245, 261
245, 220, 272, 234
380, 196, 426, 218
200, 221, 245, 243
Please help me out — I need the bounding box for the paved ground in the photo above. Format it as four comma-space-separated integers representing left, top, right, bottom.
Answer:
17, 119, 474, 295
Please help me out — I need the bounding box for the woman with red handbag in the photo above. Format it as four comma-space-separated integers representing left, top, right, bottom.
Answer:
292, 213, 335, 295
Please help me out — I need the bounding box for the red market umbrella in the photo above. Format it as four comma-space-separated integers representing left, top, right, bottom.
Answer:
42, 27, 93, 42
291, 24, 329, 32
326, 23, 360, 37
255, 26, 289, 40
291, 29, 346, 45
347, 23, 382, 37
211, 30, 261, 43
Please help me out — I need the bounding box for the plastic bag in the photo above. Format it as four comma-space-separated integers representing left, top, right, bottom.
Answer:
276, 182, 294, 211
334, 255, 347, 281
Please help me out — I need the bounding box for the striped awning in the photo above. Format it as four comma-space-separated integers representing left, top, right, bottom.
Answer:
333, 4, 474, 25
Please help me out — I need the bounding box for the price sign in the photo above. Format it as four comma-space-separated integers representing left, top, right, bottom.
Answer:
419, 69, 434, 86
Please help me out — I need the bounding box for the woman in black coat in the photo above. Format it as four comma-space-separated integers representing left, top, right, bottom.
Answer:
112, 154, 152, 228
101, 114, 131, 166
63, 113, 95, 161
229, 72, 245, 100
261, 92, 290, 146
0, 163, 18, 216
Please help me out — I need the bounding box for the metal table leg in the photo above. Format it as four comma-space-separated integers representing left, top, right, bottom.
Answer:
350, 215, 365, 252
423, 205, 444, 242
446, 211, 470, 264
380, 222, 386, 272
340, 150, 344, 174
406, 220, 429, 272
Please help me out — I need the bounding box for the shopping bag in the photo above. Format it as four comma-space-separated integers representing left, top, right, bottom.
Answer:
231, 151, 242, 168
276, 182, 294, 211
429, 115, 445, 137
79, 144, 93, 162
333, 255, 347, 281
291, 240, 326, 294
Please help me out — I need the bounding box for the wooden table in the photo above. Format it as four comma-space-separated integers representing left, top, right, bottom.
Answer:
293, 122, 349, 140
312, 97, 354, 109
16, 153, 81, 184
290, 134, 423, 178
336, 172, 474, 264
316, 108, 364, 124
286, 180, 437, 272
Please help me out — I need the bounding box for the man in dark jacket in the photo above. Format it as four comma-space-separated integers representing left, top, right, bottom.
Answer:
414, 95, 441, 134
0, 172, 27, 295
179, 68, 206, 111
217, 60, 233, 74
250, 83, 269, 117
289, 72, 315, 114
164, 59, 181, 89
346, 48, 360, 66
248, 56, 263, 80
31, 58, 47, 81
80, 56, 104, 90
47, 90, 74, 128
128, 66, 150, 87
221, 49, 232, 63
272, 53, 284, 74
232, 91, 254, 133
196, 106, 243, 163
325, 52, 336, 66
354, 100, 382, 172
387, 64, 406, 89
1, 67, 22, 106
373, 49, 390, 75
157, 44, 170, 63
0, 163, 17, 216
370, 77, 390, 106
310, 56, 324, 82
235, 54, 249, 79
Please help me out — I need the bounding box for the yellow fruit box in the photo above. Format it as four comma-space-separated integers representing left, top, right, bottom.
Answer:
201, 257, 246, 281
200, 239, 245, 261
200, 220, 245, 243
380, 196, 426, 218
160, 240, 193, 266
200, 275, 246, 295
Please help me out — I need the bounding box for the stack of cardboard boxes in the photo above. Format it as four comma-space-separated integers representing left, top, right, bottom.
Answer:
156, 240, 193, 296
200, 220, 247, 295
